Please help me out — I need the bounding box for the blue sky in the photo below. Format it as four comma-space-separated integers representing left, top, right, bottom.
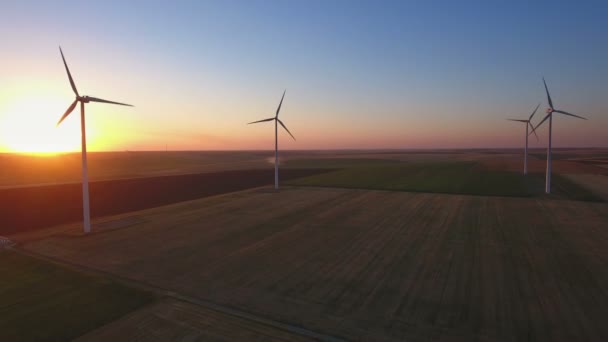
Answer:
0, 0, 606, 151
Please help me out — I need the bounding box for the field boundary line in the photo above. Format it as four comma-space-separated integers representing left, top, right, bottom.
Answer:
9, 246, 345, 342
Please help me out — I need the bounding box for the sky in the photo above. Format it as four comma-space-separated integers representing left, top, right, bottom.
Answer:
0, 0, 607, 152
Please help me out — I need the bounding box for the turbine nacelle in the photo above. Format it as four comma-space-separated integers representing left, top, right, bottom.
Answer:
535, 78, 587, 132
507, 103, 540, 141
247, 90, 295, 141
56, 47, 133, 126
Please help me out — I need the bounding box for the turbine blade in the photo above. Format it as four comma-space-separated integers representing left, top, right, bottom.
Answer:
534, 113, 551, 131
529, 122, 539, 141
529, 103, 540, 120
247, 117, 275, 124
507, 119, 528, 123
554, 110, 587, 120
59, 47, 79, 97
543, 77, 553, 109
277, 119, 296, 141
275, 89, 286, 117
86, 96, 133, 106
57, 99, 78, 126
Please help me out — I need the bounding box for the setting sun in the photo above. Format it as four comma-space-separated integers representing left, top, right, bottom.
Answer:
0, 92, 96, 154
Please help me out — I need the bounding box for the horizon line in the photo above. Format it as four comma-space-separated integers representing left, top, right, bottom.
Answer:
2, 146, 607, 155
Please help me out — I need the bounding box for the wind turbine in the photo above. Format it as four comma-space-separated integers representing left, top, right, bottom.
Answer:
56, 47, 133, 233
534, 78, 587, 194
248, 90, 295, 190
507, 103, 540, 175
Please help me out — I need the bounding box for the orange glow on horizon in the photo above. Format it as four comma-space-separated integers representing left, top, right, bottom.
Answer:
0, 90, 102, 154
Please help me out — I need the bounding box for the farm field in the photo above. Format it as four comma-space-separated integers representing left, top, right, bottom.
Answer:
288, 161, 603, 201
0, 168, 329, 235
76, 299, 315, 342
0, 151, 273, 187
1, 148, 605, 187
0, 250, 153, 341
17, 186, 608, 341
564, 174, 608, 201
0, 150, 397, 187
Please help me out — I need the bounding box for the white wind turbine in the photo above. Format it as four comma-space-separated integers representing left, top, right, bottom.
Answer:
248, 90, 295, 190
56, 47, 133, 233
534, 78, 587, 194
507, 103, 540, 175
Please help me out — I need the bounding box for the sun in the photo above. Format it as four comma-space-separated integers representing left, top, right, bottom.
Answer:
0, 94, 93, 155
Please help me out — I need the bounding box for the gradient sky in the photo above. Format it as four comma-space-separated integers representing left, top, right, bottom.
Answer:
1, 0, 607, 152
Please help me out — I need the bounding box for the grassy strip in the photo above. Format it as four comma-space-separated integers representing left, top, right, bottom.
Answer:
0, 250, 154, 341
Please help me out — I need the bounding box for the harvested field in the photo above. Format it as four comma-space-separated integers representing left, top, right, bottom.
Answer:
21, 187, 608, 341
77, 299, 315, 342
0, 168, 329, 235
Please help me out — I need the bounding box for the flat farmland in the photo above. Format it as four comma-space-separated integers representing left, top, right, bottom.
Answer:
0, 168, 329, 235
481, 154, 608, 176
564, 174, 608, 201
19, 187, 608, 341
0, 250, 153, 341
288, 161, 603, 201
77, 299, 315, 341
2, 149, 604, 187
0, 151, 273, 187
0, 150, 427, 187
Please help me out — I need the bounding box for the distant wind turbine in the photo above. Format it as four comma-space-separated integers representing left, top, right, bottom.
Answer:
56, 47, 133, 233
248, 90, 295, 190
507, 104, 540, 175
534, 78, 587, 194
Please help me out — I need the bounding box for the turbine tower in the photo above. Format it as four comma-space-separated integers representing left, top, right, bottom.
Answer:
56, 47, 133, 233
248, 90, 295, 190
507, 104, 540, 175
534, 78, 587, 194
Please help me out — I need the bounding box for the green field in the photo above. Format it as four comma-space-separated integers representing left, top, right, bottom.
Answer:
288, 161, 603, 200
0, 250, 154, 341
283, 157, 401, 169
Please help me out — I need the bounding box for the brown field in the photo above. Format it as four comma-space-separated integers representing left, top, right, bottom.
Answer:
18, 187, 608, 341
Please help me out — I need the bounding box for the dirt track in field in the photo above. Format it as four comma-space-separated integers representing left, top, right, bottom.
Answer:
0, 168, 329, 235
22, 187, 608, 341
